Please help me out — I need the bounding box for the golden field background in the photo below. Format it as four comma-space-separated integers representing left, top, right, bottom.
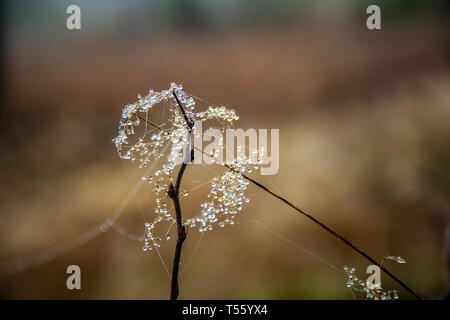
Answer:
0, 1, 449, 299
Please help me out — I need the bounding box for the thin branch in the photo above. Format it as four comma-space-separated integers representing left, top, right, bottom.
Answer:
222, 152, 421, 299
168, 91, 193, 300
168, 163, 188, 300
172, 90, 193, 131
239, 170, 422, 300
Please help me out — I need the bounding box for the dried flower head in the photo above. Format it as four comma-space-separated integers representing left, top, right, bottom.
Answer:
343, 266, 400, 300
343, 255, 406, 300
113, 83, 260, 251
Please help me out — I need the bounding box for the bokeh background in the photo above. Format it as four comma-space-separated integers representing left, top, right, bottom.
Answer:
1, 0, 449, 299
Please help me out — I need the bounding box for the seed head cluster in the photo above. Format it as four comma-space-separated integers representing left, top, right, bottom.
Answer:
343, 255, 406, 300
113, 83, 260, 251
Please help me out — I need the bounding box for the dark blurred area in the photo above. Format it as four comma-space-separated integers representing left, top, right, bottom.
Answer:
0, 0, 449, 299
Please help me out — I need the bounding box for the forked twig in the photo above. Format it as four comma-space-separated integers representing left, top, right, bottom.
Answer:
168, 91, 193, 300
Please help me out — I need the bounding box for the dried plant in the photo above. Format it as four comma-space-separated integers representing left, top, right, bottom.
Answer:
344, 256, 406, 300
113, 83, 421, 300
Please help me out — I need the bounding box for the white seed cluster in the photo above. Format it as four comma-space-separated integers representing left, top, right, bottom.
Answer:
195, 106, 239, 123
184, 149, 266, 233
343, 265, 401, 300
383, 256, 406, 264
112, 83, 256, 251
185, 168, 250, 232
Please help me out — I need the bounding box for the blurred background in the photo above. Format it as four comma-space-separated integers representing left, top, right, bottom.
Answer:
0, 0, 449, 299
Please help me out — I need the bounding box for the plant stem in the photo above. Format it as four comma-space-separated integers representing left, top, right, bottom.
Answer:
168, 164, 188, 300
168, 90, 193, 300
173, 90, 193, 131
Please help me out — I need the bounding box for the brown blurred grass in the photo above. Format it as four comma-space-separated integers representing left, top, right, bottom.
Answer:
1, 22, 449, 299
